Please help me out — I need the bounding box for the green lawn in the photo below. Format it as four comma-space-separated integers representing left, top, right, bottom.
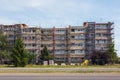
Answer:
0, 64, 120, 68
0, 64, 120, 73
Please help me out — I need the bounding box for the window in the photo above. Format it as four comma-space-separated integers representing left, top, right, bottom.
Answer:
71, 50, 75, 53
70, 50, 84, 54
32, 36, 35, 39
55, 29, 65, 34
75, 29, 84, 32
55, 36, 65, 40
71, 36, 75, 38
78, 43, 84, 46
47, 44, 52, 47
56, 44, 65, 47
95, 40, 107, 44
71, 29, 75, 32
71, 43, 84, 47
32, 30, 36, 32
95, 25, 108, 29
75, 35, 84, 39
32, 44, 36, 47
9, 35, 14, 38
95, 33, 101, 37
75, 50, 84, 54
55, 50, 65, 54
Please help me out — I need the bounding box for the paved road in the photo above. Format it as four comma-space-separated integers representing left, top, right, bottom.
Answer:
0, 73, 120, 80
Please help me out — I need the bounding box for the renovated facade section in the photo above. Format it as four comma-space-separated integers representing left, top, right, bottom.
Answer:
0, 22, 114, 63
84, 22, 114, 55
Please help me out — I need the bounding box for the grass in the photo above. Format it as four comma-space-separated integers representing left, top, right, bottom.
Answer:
26, 64, 120, 68
0, 71, 119, 73
0, 64, 120, 73
0, 69, 120, 73
0, 64, 120, 68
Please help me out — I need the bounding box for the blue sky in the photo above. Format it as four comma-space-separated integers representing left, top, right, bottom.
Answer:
0, 0, 120, 56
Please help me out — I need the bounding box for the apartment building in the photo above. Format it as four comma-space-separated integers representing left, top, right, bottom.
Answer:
0, 24, 24, 48
84, 22, 114, 55
0, 22, 114, 63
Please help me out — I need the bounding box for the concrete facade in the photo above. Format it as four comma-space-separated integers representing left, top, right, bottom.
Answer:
0, 22, 114, 63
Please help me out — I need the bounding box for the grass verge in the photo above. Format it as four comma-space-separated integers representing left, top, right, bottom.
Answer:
0, 64, 120, 68
0, 70, 120, 73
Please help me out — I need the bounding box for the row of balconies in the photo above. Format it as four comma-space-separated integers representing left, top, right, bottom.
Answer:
55, 54, 84, 57
95, 37, 108, 39
95, 30, 110, 33
95, 43, 108, 46
22, 31, 85, 35
25, 46, 85, 50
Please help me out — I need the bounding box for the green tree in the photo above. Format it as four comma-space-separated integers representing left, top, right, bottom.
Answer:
90, 51, 110, 65
0, 31, 10, 64
108, 43, 118, 64
0, 51, 10, 64
40, 45, 52, 61
27, 52, 36, 64
11, 37, 28, 67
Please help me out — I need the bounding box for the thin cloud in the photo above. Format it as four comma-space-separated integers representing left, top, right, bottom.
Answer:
0, 0, 120, 56
0, 17, 18, 24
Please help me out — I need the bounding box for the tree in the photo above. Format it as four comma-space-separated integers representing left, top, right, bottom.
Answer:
108, 43, 118, 64
27, 52, 36, 64
40, 45, 52, 62
0, 30, 10, 64
0, 31, 8, 50
11, 37, 28, 67
90, 51, 110, 65
0, 51, 10, 64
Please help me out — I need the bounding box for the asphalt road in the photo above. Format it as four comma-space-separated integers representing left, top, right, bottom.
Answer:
0, 73, 120, 80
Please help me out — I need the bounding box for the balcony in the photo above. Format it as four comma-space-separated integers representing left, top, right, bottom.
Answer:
95, 37, 108, 40
70, 46, 84, 50
23, 40, 36, 43
70, 40, 84, 43
95, 30, 108, 33
55, 47, 66, 50
69, 54, 85, 57
41, 41, 53, 44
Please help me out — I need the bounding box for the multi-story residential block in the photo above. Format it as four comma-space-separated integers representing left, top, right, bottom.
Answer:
84, 22, 114, 55
0, 22, 114, 63
0, 24, 24, 48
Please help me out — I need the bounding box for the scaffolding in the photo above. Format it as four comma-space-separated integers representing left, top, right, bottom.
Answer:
0, 22, 114, 64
